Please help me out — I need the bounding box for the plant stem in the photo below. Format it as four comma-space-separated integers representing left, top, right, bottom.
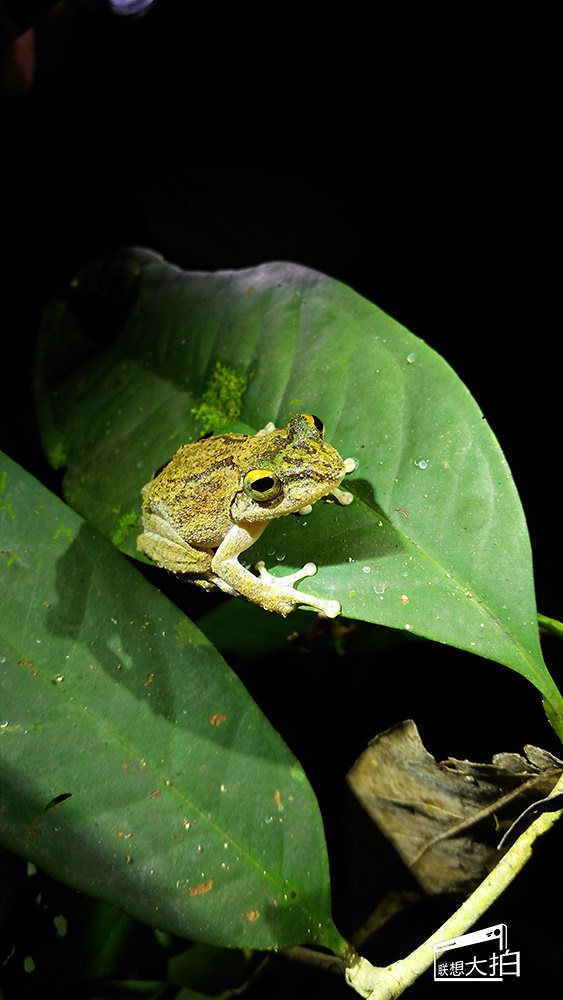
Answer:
345, 772, 563, 998
538, 613, 563, 641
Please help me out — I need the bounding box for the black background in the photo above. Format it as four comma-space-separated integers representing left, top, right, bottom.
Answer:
1, 3, 561, 997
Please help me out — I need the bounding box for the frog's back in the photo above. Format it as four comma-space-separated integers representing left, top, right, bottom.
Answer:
144, 433, 247, 547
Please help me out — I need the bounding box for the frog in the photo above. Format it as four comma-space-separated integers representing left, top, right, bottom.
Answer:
137, 413, 355, 617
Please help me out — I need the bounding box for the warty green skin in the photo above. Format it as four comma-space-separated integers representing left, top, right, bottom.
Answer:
140, 416, 346, 549
136, 415, 352, 617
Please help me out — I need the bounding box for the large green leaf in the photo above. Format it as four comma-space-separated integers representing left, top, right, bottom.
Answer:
34, 249, 562, 722
0, 453, 346, 954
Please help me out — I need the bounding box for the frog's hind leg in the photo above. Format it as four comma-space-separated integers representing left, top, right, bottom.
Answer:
137, 530, 212, 578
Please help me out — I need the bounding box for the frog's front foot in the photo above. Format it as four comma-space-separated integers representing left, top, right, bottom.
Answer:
253, 560, 341, 618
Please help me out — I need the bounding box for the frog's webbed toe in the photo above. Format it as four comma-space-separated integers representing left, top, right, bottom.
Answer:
253, 561, 341, 618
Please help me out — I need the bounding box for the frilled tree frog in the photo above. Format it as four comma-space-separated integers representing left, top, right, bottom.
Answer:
137, 414, 354, 617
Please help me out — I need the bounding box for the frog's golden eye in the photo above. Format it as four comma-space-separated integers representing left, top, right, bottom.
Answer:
301, 414, 325, 438
243, 469, 282, 502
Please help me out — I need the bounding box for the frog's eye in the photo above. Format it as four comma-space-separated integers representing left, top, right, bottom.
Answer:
301, 414, 325, 438
243, 469, 282, 502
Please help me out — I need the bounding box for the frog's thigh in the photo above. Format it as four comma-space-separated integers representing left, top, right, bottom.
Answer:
137, 530, 211, 576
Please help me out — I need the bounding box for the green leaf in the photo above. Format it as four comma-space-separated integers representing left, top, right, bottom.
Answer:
34, 249, 562, 721
0, 453, 346, 954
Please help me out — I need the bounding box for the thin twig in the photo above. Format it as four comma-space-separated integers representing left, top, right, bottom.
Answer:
345, 771, 563, 999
